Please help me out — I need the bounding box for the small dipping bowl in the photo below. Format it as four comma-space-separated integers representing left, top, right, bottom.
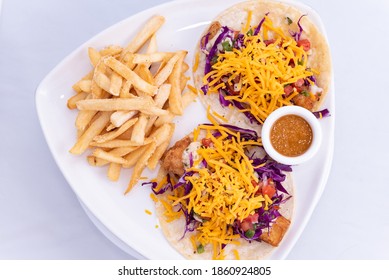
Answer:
261, 106, 322, 165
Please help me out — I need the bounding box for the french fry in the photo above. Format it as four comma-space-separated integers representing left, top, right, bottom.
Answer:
100, 45, 122, 56
146, 34, 158, 58
78, 80, 92, 93
168, 51, 187, 115
153, 51, 182, 87
107, 146, 139, 157
147, 140, 170, 170
123, 145, 150, 168
144, 84, 171, 135
92, 148, 128, 165
90, 138, 153, 149
68, 15, 196, 194
109, 72, 122, 96
67, 91, 88, 110
110, 110, 138, 128
147, 123, 175, 170
93, 117, 138, 143
88, 47, 101, 67
107, 163, 121, 181
72, 71, 93, 93
94, 71, 111, 92
130, 115, 149, 144
87, 155, 109, 167
124, 15, 165, 54
133, 52, 174, 65
148, 123, 173, 146
120, 80, 132, 98
154, 91, 196, 127
125, 141, 157, 194
76, 97, 168, 116
70, 111, 112, 155
104, 56, 157, 95
75, 91, 110, 131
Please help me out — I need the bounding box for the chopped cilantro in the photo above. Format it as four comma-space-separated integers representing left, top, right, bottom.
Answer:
222, 41, 233, 52
286, 17, 293, 25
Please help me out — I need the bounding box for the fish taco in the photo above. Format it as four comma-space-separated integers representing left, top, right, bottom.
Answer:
192, 0, 332, 130
146, 121, 294, 259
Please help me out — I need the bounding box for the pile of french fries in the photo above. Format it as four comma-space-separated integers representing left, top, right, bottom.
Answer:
67, 15, 196, 194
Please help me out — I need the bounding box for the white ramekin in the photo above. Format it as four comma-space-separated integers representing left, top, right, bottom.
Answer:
261, 106, 322, 165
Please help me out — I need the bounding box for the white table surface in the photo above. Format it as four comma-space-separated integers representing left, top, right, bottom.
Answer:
1, 0, 389, 260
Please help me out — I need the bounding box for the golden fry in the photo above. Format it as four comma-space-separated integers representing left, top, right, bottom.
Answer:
67, 91, 88, 110
107, 163, 121, 181
90, 138, 153, 149
124, 15, 165, 54
147, 123, 175, 170
76, 97, 168, 116
93, 117, 138, 143
153, 51, 182, 87
130, 115, 149, 144
87, 155, 109, 167
70, 111, 111, 155
125, 142, 157, 194
92, 148, 128, 165
109, 72, 122, 96
154, 91, 196, 127
110, 110, 138, 128
67, 15, 195, 194
104, 56, 157, 95
168, 51, 187, 115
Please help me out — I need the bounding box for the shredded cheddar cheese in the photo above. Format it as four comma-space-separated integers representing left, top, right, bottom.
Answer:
160, 123, 267, 259
203, 16, 317, 123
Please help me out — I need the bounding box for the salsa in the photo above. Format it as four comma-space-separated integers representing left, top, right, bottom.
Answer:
270, 114, 312, 157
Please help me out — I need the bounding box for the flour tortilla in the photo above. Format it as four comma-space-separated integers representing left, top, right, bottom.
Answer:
193, 0, 332, 131
155, 171, 294, 260
156, 135, 294, 260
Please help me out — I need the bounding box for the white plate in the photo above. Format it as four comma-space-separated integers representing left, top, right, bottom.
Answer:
36, 0, 334, 259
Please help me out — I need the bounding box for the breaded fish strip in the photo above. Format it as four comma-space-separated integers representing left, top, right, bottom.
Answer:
161, 136, 191, 176
260, 215, 291, 246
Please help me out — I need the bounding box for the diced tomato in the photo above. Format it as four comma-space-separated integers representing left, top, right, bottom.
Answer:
264, 39, 276, 46
201, 138, 212, 147
246, 213, 259, 223
262, 184, 276, 198
294, 78, 305, 87
240, 221, 252, 232
283, 84, 294, 96
294, 78, 309, 93
240, 213, 259, 231
297, 39, 311, 51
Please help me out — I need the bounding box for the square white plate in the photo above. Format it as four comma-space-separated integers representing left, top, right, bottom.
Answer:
36, 0, 334, 259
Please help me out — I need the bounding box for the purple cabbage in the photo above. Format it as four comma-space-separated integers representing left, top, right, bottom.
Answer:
143, 171, 194, 195
289, 14, 307, 41
189, 152, 194, 168
233, 195, 283, 241
218, 89, 232, 107
204, 26, 234, 75
233, 33, 245, 49
201, 84, 208, 95
252, 157, 292, 194
180, 207, 199, 239
219, 124, 259, 141
232, 100, 259, 124
201, 123, 259, 141
312, 108, 331, 119
254, 13, 269, 36
142, 173, 174, 195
